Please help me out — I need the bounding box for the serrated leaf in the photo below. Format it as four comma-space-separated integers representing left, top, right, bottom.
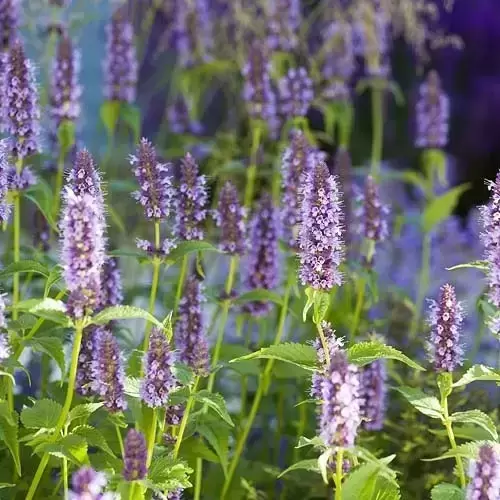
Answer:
450, 410, 498, 441
233, 289, 284, 306
431, 483, 465, 500
165, 241, 221, 264
73, 425, 115, 457
423, 441, 492, 462
193, 391, 233, 426
124, 377, 141, 398
421, 184, 470, 232
446, 260, 489, 273
21, 399, 63, 429
0, 408, 21, 475
172, 363, 195, 387
453, 365, 500, 387
347, 341, 425, 371
35, 434, 88, 465
229, 342, 317, 371
343, 462, 399, 500
0, 260, 50, 279
278, 459, 319, 478
68, 403, 104, 424
195, 415, 229, 476
28, 337, 65, 375
91, 305, 162, 328
147, 456, 193, 490
16, 298, 68, 325
220, 344, 260, 376
295, 436, 323, 449
394, 387, 442, 419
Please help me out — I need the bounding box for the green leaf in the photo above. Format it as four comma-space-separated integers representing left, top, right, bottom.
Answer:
193, 391, 234, 426
446, 260, 489, 273
124, 377, 141, 398
453, 365, 500, 387
120, 103, 141, 144
73, 425, 115, 457
57, 120, 76, 156
0, 370, 15, 385
91, 305, 162, 328
421, 184, 470, 232
233, 289, 284, 307
147, 456, 193, 490
423, 441, 491, 462
195, 415, 229, 476
229, 342, 317, 371
21, 398, 63, 429
450, 410, 498, 441
35, 434, 88, 465
172, 363, 195, 387
68, 403, 104, 424
294, 436, 323, 449
347, 341, 425, 371
0, 408, 21, 475
23, 180, 57, 231
0, 260, 50, 279
16, 298, 68, 325
394, 387, 443, 419
100, 100, 121, 140
219, 345, 260, 376
438, 372, 453, 399
431, 483, 465, 500
28, 337, 65, 375
179, 435, 219, 463
278, 459, 319, 478
165, 241, 221, 264
343, 462, 400, 500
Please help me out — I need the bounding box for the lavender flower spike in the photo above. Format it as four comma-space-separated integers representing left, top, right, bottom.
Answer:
415, 70, 450, 149
3, 40, 41, 159
174, 153, 208, 241
243, 193, 280, 316
167, 488, 184, 500
123, 429, 147, 481
50, 34, 82, 124
76, 327, 97, 396
140, 328, 177, 408
0, 0, 19, 51
98, 257, 123, 309
427, 283, 464, 372
130, 138, 175, 221
267, 0, 301, 52
91, 327, 127, 412
212, 181, 246, 255
69, 466, 109, 500
466, 444, 500, 500
355, 175, 389, 242
103, 7, 137, 103
60, 188, 106, 318
0, 139, 11, 223
175, 275, 209, 375
278, 67, 314, 120
359, 359, 387, 431
298, 160, 344, 291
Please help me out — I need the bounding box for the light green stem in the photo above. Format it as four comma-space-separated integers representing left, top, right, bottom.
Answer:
370, 87, 383, 178
63, 456, 68, 500
293, 402, 307, 465
26, 320, 85, 500
173, 377, 200, 459
350, 278, 366, 338
410, 233, 431, 339
146, 409, 158, 468
173, 255, 189, 322
243, 126, 262, 209
12, 191, 20, 321
316, 321, 331, 367
115, 424, 125, 458
221, 279, 292, 498
53, 153, 66, 220
334, 448, 344, 500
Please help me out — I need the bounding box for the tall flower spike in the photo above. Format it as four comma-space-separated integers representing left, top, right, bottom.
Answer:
243, 193, 280, 316
174, 153, 208, 241
3, 40, 41, 159
76, 327, 97, 396
359, 359, 387, 431
427, 283, 464, 372
98, 257, 123, 310
91, 327, 127, 412
466, 444, 500, 500
50, 34, 81, 124
212, 181, 246, 255
103, 7, 137, 103
267, 0, 301, 51
130, 138, 175, 221
175, 275, 209, 375
298, 160, 344, 291
60, 189, 106, 318
278, 67, 314, 120
415, 70, 450, 149
167, 94, 203, 135
123, 429, 147, 481
69, 466, 109, 500
0, 139, 11, 223
140, 328, 177, 408
318, 349, 360, 450
0, 0, 19, 51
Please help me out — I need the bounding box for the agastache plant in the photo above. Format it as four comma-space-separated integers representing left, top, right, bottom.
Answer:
359, 357, 387, 431
266, 0, 301, 51
0, 0, 19, 51
69, 466, 114, 500
466, 444, 500, 500
278, 67, 314, 120
0, 139, 11, 223
123, 429, 147, 481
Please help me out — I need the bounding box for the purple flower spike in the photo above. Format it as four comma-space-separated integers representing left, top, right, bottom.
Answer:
167, 489, 184, 500
467, 444, 500, 500
50, 34, 82, 124
267, 0, 301, 51
212, 181, 246, 255
103, 8, 137, 103
415, 70, 449, 149
76, 327, 97, 396
0, 0, 19, 50
243, 193, 280, 316
141, 328, 177, 408
175, 275, 209, 376
355, 176, 389, 242
298, 160, 344, 291
98, 257, 123, 309
91, 328, 127, 412
123, 429, 147, 481
3, 40, 40, 159
7, 166, 37, 192
130, 138, 175, 221
70, 466, 108, 499
318, 349, 360, 449
60, 189, 106, 318
427, 283, 464, 373
0, 139, 11, 223
359, 359, 387, 431
278, 67, 314, 119
174, 153, 208, 241
167, 94, 203, 135
165, 404, 184, 425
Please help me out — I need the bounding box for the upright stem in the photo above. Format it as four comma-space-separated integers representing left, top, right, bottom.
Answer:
63, 455, 68, 500
334, 448, 344, 500
146, 409, 158, 468
351, 278, 366, 338
53, 153, 66, 221
26, 320, 85, 500
316, 321, 331, 367
12, 192, 20, 321
173, 255, 188, 321
370, 87, 383, 178
115, 424, 125, 458
293, 402, 307, 464
221, 278, 292, 498
243, 126, 262, 209
410, 232, 431, 339
173, 377, 200, 459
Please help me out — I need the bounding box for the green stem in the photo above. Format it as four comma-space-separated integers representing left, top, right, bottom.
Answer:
63, 455, 68, 500
316, 321, 331, 367
351, 278, 366, 338
410, 233, 431, 339
194, 457, 203, 500
243, 126, 262, 209
116, 424, 125, 458
173, 255, 188, 322
370, 86, 383, 178
221, 278, 292, 498
173, 377, 200, 459
293, 401, 307, 465
12, 191, 20, 321
26, 320, 85, 500
334, 448, 344, 500
146, 410, 158, 468
53, 153, 66, 221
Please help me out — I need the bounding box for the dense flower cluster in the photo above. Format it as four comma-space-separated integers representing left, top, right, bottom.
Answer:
243, 193, 280, 315
175, 275, 209, 375
427, 283, 464, 372
103, 8, 137, 103
466, 444, 500, 500
298, 160, 344, 291
174, 153, 208, 241
267, 0, 301, 51
0, 139, 11, 222
7, 165, 36, 191
212, 181, 246, 255
359, 359, 387, 430
123, 429, 147, 481
69, 466, 113, 500
98, 257, 123, 309
141, 328, 177, 408
278, 67, 314, 119
167, 94, 203, 135
76, 327, 97, 396
0, 0, 19, 50
167, 488, 184, 500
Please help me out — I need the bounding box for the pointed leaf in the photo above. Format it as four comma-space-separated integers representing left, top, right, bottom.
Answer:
21, 399, 63, 429
446, 260, 489, 273
453, 365, 500, 387
28, 337, 65, 375
73, 425, 115, 457
35, 434, 88, 465
195, 416, 229, 476
0, 409, 21, 475
68, 403, 104, 424
450, 410, 498, 441
91, 305, 162, 328
394, 387, 442, 419
120, 103, 141, 144
193, 391, 233, 426
234, 289, 284, 306
165, 241, 221, 264
100, 100, 121, 139
0, 260, 50, 279
423, 441, 492, 462
278, 459, 319, 478
23, 180, 57, 230
431, 483, 465, 500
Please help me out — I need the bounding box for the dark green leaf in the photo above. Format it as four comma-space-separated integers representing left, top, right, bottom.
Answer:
450, 410, 498, 441
28, 337, 65, 375
430, 483, 465, 500
23, 180, 57, 230
73, 425, 115, 457
0, 260, 50, 279
0, 407, 21, 475
394, 387, 442, 419
195, 415, 230, 476
193, 391, 234, 426
21, 399, 62, 429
